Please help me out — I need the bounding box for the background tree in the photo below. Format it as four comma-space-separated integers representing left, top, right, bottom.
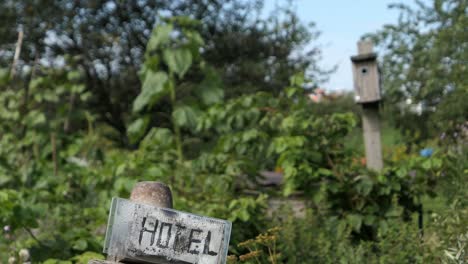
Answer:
0, 0, 327, 146
366, 0, 467, 144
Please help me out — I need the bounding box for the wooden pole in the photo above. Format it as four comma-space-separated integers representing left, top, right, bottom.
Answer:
10, 29, 24, 79
362, 102, 383, 170
351, 41, 383, 171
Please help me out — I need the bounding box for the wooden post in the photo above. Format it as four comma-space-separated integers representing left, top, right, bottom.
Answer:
361, 103, 383, 170
351, 41, 383, 171
10, 29, 24, 79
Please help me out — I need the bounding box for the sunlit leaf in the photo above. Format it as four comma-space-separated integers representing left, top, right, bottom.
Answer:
133, 71, 168, 112
197, 68, 223, 105
172, 105, 199, 128
141, 127, 174, 148
347, 214, 363, 232
163, 49, 192, 78
72, 239, 88, 251
147, 24, 173, 52
127, 116, 150, 143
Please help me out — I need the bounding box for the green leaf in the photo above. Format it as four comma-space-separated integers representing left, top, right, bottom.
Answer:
422, 159, 432, 170
172, 105, 199, 128
198, 84, 223, 105
67, 71, 81, 81
0, 68, 9, 83
133, 71, 168, 112
356, 176, 373, 196
239, 210, 250, 221
29, 77, 45, 90
364, 215, 376, 225
396, 167, 407, 178
72, 239, 88, 251
283, 180, 296, 196
147, 24, 173, 52
285, 87, 299, 98
385, 206, 402, 217
71, 252, 105, 264
143, 55, 160, 72
25, 110, 46, 126
144, 166, 165, 178
273, 136, 306, 153
317, 168, 333, 176
115, 164, 126, 176
289, 72, 305, 86
71, 84, 85, 94
432, 158, 442, 169
127, 116, 150, 143
114, 177, 137, 194
347, 214, 363, 232
163, 49, 192, 78
80, 92, 92, 101
197, 70, 223, 105
379, 219, 389, 234
141, 128, 174, 148
185, 31, 204, 47
43, 259, 72, 264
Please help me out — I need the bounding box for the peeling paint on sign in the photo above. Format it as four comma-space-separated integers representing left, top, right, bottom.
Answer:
104, 198, 231, 264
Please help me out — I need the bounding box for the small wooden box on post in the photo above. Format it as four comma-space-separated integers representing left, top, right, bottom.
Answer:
350, 40, 383, 171
351, 41, 381, 103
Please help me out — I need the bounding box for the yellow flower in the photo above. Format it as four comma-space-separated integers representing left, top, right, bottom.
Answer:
239, 250, 263, 261
238, 239, 255, 248
227, 255, 238, 263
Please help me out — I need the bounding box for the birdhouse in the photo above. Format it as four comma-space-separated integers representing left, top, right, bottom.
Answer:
351, 41, 381, 103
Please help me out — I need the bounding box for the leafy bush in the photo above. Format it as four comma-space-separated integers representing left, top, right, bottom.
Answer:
1, 13, 466, 264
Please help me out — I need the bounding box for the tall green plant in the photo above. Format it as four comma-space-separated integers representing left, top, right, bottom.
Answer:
128, 17, 223, 159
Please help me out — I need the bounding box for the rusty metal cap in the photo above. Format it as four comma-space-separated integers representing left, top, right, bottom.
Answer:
130, 181, 173, 208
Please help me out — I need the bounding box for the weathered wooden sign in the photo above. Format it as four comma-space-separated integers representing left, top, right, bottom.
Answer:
104, 198, 231, 264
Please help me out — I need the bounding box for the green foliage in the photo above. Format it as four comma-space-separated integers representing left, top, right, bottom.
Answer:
367, 0, 468, 143
163, 49, 193, 78
431, 87, 468, 142
2, 58, 465, 263
127, 117, 150, 144
228, 195, 268, 223
147, 25, 173, 51
133, 71, 169, 113
231, 190, 467, 264
0, 0, 327, 145
70, 252, 105, 264
172, 105, 199, 129
0, 8, 466, 263
131, 18, 224, 151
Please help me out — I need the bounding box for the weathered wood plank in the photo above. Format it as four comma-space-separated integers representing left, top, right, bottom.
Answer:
362, 103, 384, 170
104, 198, 231, 264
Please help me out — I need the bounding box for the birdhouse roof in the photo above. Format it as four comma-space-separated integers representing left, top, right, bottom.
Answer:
351, 52, 377, 63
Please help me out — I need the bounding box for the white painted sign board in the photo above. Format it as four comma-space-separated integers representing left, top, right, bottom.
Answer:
104, 198, 231, 264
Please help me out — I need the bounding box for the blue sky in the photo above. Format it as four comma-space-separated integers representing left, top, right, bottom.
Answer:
263, 0, 426, 91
